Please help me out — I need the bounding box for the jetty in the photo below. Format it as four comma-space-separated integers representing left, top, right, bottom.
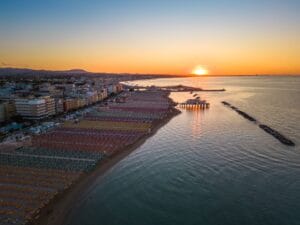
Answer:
125, 84, 225, 92
160, 85, 225, 92
221, 101, 295, 146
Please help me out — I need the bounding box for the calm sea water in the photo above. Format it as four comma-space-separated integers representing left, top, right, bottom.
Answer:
67, 76, 300, 225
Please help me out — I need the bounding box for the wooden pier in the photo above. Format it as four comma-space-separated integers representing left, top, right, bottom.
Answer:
179, 102, 210, 109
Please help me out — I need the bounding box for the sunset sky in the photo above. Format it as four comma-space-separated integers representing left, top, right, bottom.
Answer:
0, 0, 299, 75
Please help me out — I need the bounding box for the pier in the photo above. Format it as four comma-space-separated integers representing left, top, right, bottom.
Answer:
161, 85, 225, 92
125, 84, 225, 92
179, 98, 210, 110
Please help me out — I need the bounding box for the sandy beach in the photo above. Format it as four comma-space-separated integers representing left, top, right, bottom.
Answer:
31, 95, 181, 225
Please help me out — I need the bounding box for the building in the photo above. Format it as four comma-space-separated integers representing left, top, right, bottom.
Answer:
5, 101, 16, 120
99, 88, 108, 100
86, 91, 98, 105
116, 83, 123, 93
107, 84, 117, 94
64, 84, 76, 94
107, 83, 122, 95
55, 98, 64, 114
77, 98, 87, 108
15, 98, 47, 119
38, 83, 64, 97
0, 101, 16, 122
0, 102, 6, 122
63, 98, 78, 112
43, 96, 56, 116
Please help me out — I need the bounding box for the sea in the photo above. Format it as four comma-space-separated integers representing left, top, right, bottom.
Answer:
67, 76, 300, 225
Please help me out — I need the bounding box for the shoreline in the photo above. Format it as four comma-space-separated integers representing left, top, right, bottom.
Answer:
32, 99, 181, 225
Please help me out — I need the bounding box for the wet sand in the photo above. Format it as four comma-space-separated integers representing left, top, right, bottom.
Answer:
32, 104, 180, 225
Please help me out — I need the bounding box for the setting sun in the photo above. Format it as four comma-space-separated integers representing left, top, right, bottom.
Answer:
192, 66, 208, 76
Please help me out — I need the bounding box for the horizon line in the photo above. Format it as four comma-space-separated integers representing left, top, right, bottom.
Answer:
0, 66, 299, 77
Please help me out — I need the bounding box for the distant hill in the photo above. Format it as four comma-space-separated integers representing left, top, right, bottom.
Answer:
65, 69, 88, 73
0, 67, 89, 76
0, 67, 186, 78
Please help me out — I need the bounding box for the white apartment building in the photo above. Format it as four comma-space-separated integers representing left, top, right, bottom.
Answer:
15, 98, 47, 119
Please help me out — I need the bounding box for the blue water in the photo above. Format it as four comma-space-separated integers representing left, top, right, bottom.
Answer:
67, 76, 300, 225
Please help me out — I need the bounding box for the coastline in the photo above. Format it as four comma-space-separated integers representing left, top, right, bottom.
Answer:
32, 97, 181, 225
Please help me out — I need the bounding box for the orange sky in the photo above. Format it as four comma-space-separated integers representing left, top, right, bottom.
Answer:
1, 1, 299, 75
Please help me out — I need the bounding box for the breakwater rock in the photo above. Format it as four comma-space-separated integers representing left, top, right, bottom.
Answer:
221, 101, 295, 146
221, 101, 256, 123
259, 124, 295, 146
